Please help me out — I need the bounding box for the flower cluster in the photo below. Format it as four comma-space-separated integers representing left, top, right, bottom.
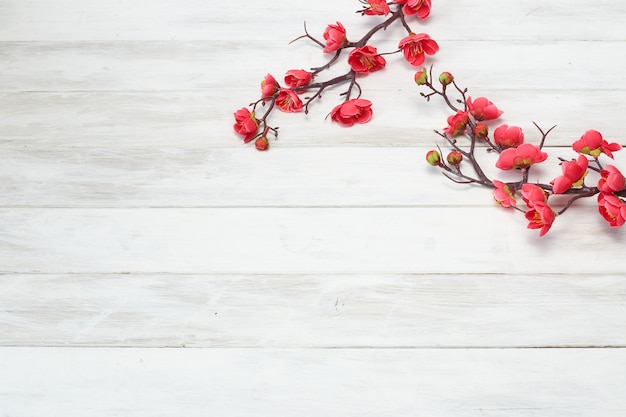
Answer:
421, 68, 625, 236
232, 0, 439, 150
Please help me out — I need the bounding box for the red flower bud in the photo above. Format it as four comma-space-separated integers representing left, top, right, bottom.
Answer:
255, 136, 269, 151
439, 72, 454, 86
426, 150, 441, 166
414, 68, 428, 85
446, 150, 463, 166
473, 123, 488, 139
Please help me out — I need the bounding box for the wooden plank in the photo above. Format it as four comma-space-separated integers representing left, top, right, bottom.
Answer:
1, 89, 624, 148
1, 273, 625, 348
1, 208, 625, 274
0, 0, 624, 41
1, 347, 625, 416
1, 146, 623, 208
1, 41, 625, 93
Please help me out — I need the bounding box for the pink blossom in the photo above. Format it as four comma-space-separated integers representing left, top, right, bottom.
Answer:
572, 129, 621, 159
525, 201, 555, 237
467, 97, 503, 121
598, 193, 626, 227
323, 22, 348, 53
284, 69, 313, 89
233, 107, 259, 143
348, 45, 386, 73
598, 165, 626, 194
398, 33, 439, 66
330, 99, 373, 126
393, 0, 432, 18
364, 0, 390, 15
493, 180, 516, 208
275, 89, 303, 113
550, 155, 589, 194
521, 184, 548, 209
261, 74, 279, 99
494, 124, 524, 149
495, 143, 548, 170
443, 111, 469, 136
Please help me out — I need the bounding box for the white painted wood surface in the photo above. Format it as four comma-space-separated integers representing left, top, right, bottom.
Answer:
1, 0, 626, 415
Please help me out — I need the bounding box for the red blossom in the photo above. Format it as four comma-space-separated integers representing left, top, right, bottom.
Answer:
261, 74, 280, 99
550, 155, 589, 194
398, 33, 439, 67
521, 183, 548, 209
364, 0, 390, 15
275, 89, 303, 112
494, 124, 524, 149
442, 111, 469, 136
323, 21, 348, 53
496, 143, 548, 170
348, 45, 386, 73
493, 180, 516, 208
393, 0, 431, 18
255, 136, 269, 151
330, 98, 373, 126
598, 193, 626, 227
572, 129, 622, 159
466, 96, 503, 121
525, 201, 555, 237
233, 107, 259, 143
284, 69, 313, 89
598, 165, 626, 194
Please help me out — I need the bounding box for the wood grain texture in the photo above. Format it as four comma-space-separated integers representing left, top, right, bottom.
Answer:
1, 207, 625, 275
1, 273, 625, 348
1, 0, 626, 415
1, 347, 626, 417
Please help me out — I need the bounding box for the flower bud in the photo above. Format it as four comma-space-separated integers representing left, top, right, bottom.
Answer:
255, 136, 269, 151
446, 150, 463, 166
473, 123, 489, 139
426, 150, 441, 166
414, 68, 428, 85
439, 72, 454, 86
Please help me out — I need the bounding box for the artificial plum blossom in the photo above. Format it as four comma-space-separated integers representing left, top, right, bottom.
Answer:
255, 136, 269, 151
414, 68, 428, 85
521, 183, 548, 209
493, 180, 516, 208
495, 143, 548, 170
572, 129, 622, 159
473, 123, 489, 139
446, 151, 463, 166
261, 74, 279, 99
598, 165, 626, 194
284, 69, 313, 89
443, 111, 469, 136
275, 89, 303, 112
494, 124, 524, 149
348, 45, 386, 73
550, 155, 588, 194
330, 98, 373, 126
598, 193, 626, 227
466, 96, 503, 121
393, 0, 432, 19
398, 33, 439, 66
426, 150, 441, 166
525, 201, 555, 237
233, 108, 259, 143
323, 22, 348, 53
364, 0, 390, 15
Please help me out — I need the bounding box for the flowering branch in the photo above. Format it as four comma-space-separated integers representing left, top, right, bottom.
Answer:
233, 0, 438, 150
420, 69, 625, 236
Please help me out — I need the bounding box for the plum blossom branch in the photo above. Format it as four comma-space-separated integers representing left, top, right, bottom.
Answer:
233, 0, 438, 150
420, 69, 625, 236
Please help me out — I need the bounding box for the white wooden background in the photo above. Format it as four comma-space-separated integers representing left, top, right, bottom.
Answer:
1, 0, 626, 415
